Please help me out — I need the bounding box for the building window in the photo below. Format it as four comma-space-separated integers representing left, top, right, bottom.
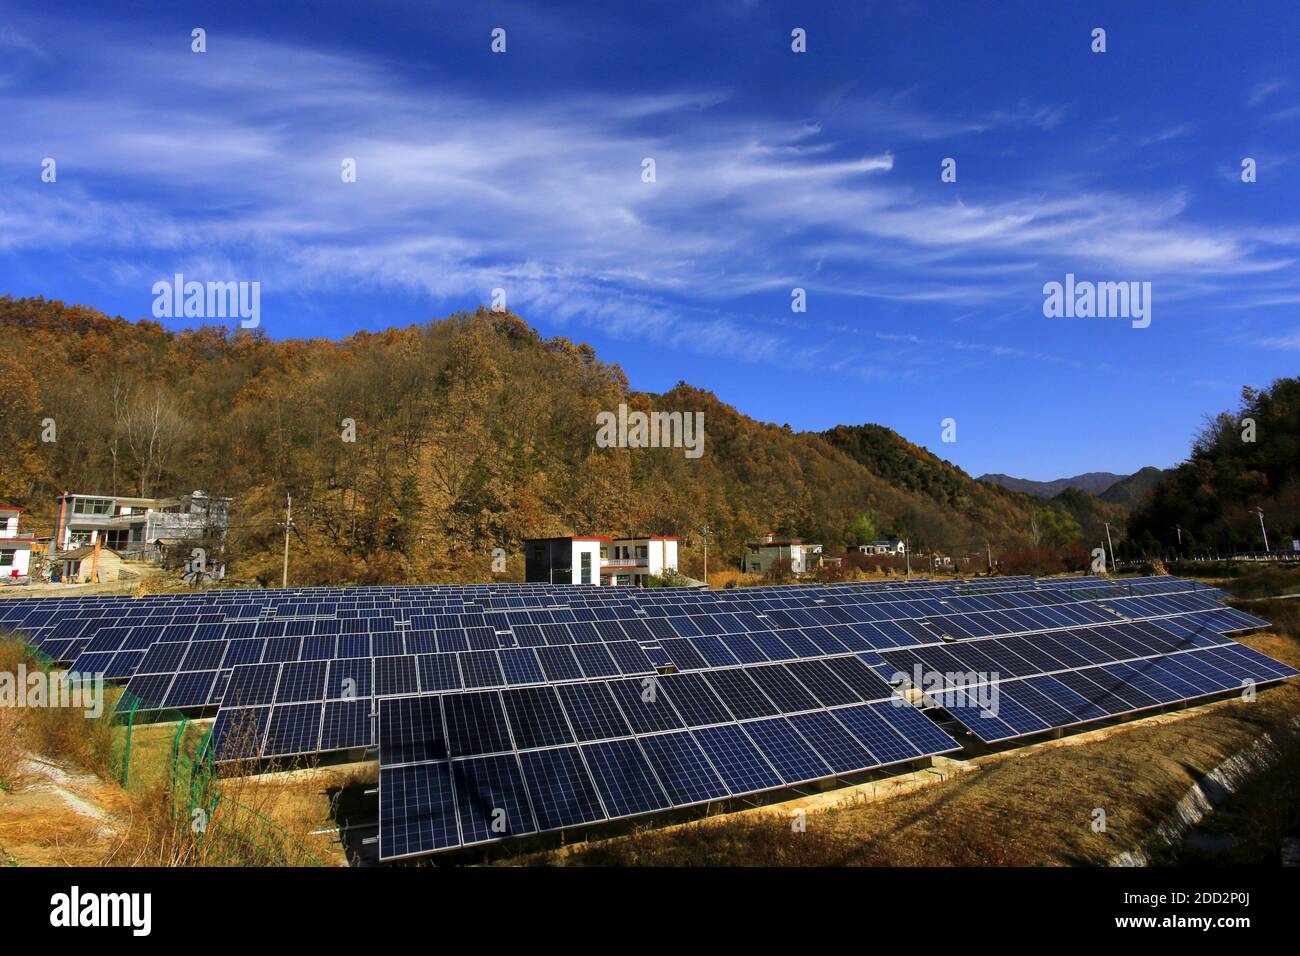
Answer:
580, 551, 592, 584
0, 548, 16, 568
73, 498, 112, 516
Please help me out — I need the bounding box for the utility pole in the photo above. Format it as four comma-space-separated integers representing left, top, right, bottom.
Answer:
985, 540, 993, 574
1103, 522, 1116, 573
701, 524, 711, 589
282, 492, 293, 589
905, 538, 911, 580
1255, 508, 1269, 552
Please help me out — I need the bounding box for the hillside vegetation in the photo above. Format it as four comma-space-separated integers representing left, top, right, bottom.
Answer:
1097, 466, 1167, 509
1126, 379, 1300, 554
2, 297, 1049, 584
8, 297, 1285, 579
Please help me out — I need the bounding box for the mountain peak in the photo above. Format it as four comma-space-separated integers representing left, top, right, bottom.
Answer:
977, 472, 1130, 498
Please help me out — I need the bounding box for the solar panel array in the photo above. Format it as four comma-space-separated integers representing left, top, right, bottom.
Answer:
877, 610, 1297, 743
374, 659, 961, 860
2, 573, 1292, 861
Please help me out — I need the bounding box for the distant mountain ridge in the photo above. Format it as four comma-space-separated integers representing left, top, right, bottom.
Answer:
1097, 467, 1168, 508
977, 471, 1129, 498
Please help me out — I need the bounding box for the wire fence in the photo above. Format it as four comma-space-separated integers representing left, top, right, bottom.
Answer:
3, 634, 324, 867
110, 690, 325, 866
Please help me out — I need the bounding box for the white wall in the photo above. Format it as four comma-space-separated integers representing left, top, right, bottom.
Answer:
645, 539, 679, 576
572, 540, 602, 586
1, 544, 31, 577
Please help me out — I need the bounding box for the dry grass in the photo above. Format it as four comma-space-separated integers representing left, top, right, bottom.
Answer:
0, 639, 117, 783
0, 705, 22, 792
0, 640, 339, 867
99, 715, 333, 867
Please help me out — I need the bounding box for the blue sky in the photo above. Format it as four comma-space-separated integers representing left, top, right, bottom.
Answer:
1, 1, 1297, 481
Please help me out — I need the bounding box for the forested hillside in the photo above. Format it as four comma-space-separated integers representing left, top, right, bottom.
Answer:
1126, 379, 1300, 554
1, 297, 1055, 584
819, 424, 1033, 546
1098, 466, 1167, 509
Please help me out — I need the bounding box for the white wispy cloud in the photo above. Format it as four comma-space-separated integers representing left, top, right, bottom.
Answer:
1247, 79, 1287, 107
0, 22, 1297, 379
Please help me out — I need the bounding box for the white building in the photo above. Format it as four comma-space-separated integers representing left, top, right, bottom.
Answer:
524, 536, 605, 585
601, 536, 679, 586
524, 534, 681, 587
742, 533, 825, 574
857, 538, 907, 556
0, 505, 35, 580
51, 490, 229, 557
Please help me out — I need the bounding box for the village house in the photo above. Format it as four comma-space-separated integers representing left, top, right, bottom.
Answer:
54, 544, 125, 583
601, 535, 680, 586
0, 505, 36, 581
51, 490, 229, 558
741, 533, 829, 574
857, 538, 908, 556
524, 534, 681, 587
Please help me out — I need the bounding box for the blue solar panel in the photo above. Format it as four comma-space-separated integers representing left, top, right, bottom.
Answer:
745, 664, 822, 713
380, 761, 458, 859
264, 703, 323, 757
785, 710, 874, 774
517, 747, 605, 831
320, 698, 373, 751
555, 682, 633, 741
607, 677, 684, 733
692, 724, 783, 794
499, 647, 545, 685
657, 673, 732, 727
274, 660, 328, 703
831, 704, 920, 765
501, 686, 573, 750
442, 692, 513, 758
210, 706, 270, 760
701, 668, 779, 720
326, 658, 373, 700
742, 718, 832, 784
379, 695, 446, 766
452, 754, 537, 844
581, 738, 670, 817
163, 670, 217, 709
638, 732, 730, 804
3, 574, 1288, 863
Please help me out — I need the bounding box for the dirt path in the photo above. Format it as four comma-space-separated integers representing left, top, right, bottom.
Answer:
0, 753, 133, 866
0, 563, 162, 599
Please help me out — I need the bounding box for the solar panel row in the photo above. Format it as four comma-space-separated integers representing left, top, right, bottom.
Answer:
2, 574, 1219, 668
103, 584, 1242, 717
927, 643, 1296, 743
214, 653, 908, 764
373, 659, 959, 859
